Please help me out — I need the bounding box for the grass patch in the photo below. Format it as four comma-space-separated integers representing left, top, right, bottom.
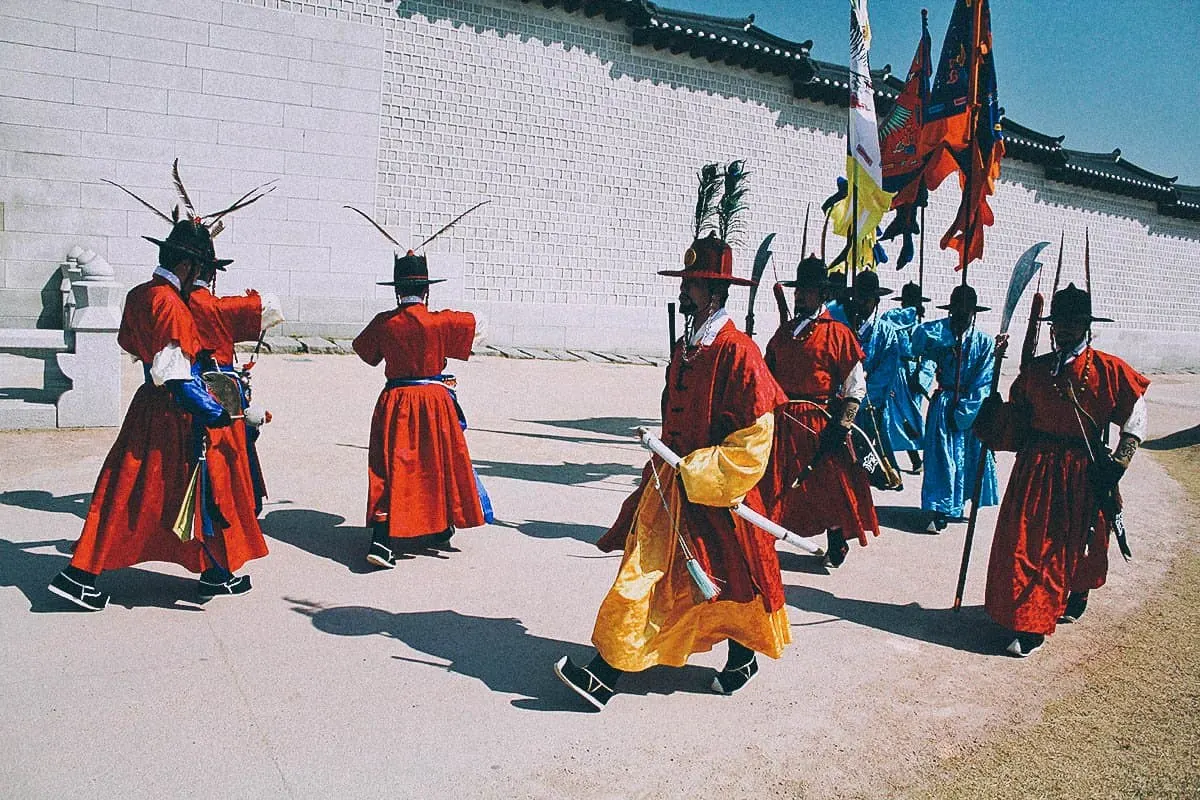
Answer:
906, 444, 1200, 800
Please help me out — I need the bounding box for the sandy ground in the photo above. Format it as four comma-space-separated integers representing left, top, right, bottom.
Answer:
0, 355, 1195, 799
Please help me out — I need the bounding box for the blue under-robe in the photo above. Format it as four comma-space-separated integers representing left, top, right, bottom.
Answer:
910, 317, 999, 517
879, 306, 936, 452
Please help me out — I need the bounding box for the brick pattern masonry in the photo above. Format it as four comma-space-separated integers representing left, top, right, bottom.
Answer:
2, 0, 1198, 369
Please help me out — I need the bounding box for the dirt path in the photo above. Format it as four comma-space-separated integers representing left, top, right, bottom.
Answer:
1, 357, 1195, 799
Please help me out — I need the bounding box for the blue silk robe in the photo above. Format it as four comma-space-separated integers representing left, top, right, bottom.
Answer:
879, 306, 936, 451
910, 318, 999, 517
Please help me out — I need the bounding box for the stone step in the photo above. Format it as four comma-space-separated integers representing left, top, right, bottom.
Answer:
0, 399, 57, 430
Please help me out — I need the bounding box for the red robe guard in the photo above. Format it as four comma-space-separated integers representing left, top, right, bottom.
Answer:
979, 347, 1149, 639
353, 300, 486, 542
188, 285, 283, 512
762, 307, 878, 550
54, 260, 268, 610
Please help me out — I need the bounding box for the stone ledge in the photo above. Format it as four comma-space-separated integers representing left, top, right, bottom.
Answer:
297, 336, 344, 354
0, 398, 58, 431
235, 336, 664, 366
0, 330, 70, 352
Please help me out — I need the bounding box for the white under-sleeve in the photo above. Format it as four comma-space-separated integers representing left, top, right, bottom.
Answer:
149, 343, 193, 386
841, 362, 867, 401
259, 293, 285, 332
1121, 396, 1148, 440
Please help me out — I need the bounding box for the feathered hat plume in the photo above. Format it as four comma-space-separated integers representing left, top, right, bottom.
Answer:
717, 159, 750, 246
693, 163, 721, 240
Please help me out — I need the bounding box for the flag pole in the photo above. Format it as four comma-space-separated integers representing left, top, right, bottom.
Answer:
959, 0, 987, 287
851, 175, 859, 282
918, 205, 925, 288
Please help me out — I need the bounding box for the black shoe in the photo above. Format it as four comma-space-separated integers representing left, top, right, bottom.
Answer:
366, 540, 397, 569
711, 655, 759, 695
1060, 590, 1089, 623
198, 574, 252, 599
48, 571, 109, 611
927, 513, 949, 533
429, 528, 459, 552
1005, 632, 1045, 658
908, 452, 923, 475
824, 529, 849, 568
553, 656, 614, 711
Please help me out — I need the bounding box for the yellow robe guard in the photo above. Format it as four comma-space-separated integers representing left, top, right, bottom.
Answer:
592, 413, 790, 671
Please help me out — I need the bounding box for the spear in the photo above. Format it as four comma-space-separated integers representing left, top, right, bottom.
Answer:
953, 241, 1048, 610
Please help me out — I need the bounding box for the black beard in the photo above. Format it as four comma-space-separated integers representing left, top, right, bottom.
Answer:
678, 294, 699, 317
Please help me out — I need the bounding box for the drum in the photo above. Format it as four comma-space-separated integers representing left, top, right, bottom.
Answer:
202, 371, 246, 419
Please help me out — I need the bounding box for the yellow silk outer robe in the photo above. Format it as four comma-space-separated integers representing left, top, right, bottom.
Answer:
593, 320, 790, 671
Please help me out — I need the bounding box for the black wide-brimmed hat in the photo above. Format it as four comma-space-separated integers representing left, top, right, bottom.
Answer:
780, 255, 830, 289
1038, 282, 1114, 323
143, 219, 233, 270
892, 281, 931, 304
937, 283, 990, 313
377, 250, 446, 288
659, 231, 755, 287
851, 269, 893, 299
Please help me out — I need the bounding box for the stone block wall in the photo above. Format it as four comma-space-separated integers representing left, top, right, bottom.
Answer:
3, 0, 1198, 369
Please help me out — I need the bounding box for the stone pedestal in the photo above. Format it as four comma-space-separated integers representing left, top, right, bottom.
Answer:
56, 271, 124, 428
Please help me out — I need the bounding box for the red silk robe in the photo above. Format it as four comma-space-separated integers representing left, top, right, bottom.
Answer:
594, 321, 789, 669
761, 312, 879, 544
188, 288, 263, 365
980, 348, 1149, 635
188, 285, 271, 527
71, 278, 268, 574
352, 303, 485, 537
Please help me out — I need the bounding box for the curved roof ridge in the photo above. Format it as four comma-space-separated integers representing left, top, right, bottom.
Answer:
514, 0, 1197, 220
645, 1, 753, 29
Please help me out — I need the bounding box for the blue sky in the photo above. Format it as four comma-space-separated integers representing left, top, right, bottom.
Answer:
662, 0, 1200, 184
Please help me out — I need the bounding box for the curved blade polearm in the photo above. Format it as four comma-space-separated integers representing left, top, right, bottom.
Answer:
1000, 241, 1051, 335
751, 232, 777, 286
744, 232, 777, 336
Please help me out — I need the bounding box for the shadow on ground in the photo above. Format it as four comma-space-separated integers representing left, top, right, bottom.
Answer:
522, 416, 658, 438
784, 584, 1007, 655
473, 460, 639, 488
291, 600, 714, 711
495, 519, 607, 544
0, 490, 92, 520
1142, 423, 1200, 451
875, 504, 937, 535
0, 538, 205, 613
260, 508, 381, 573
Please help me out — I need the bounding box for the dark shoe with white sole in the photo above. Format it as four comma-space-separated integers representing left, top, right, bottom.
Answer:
824, 528, 849, 568
366, 540, 397, 569
1059, 590, 1089, 623
553, 656, 614, 711
1004, 632, 1045, 658
48, 571, 109, 611
198, 574, 252, 599
711, 655, 759, 695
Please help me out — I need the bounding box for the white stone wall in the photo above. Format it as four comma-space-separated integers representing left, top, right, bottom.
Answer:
3, 0, 1199, 369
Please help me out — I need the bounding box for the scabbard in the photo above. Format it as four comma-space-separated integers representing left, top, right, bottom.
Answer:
634, 427, 824, 556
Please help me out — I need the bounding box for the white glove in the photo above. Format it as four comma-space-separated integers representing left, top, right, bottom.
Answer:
244, 405, 271, 427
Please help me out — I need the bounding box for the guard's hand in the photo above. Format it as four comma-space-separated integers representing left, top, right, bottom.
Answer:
244, 405, 269, 426
207, 410, 233, 429
979, 393, 1003, 418
819, 422, 850, 455
1088, 452, 1126, 495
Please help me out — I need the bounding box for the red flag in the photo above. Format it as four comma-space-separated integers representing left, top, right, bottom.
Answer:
919, 0, 977, 192
880, 10, 931, 208
940, 0, 1003, 269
